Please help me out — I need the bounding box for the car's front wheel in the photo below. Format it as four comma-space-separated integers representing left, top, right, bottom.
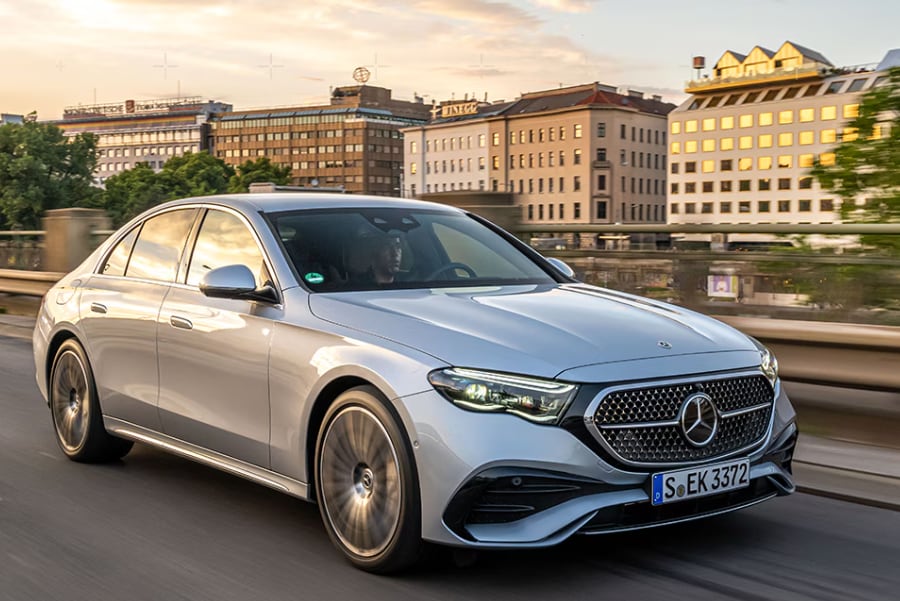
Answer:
49, 338, 133, 462
315, 386, 422, 573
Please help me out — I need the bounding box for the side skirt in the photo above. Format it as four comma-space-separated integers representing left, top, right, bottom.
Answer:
104, 417, 310, 501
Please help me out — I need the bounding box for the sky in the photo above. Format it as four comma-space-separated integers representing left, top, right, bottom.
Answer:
3, 0, 899, 120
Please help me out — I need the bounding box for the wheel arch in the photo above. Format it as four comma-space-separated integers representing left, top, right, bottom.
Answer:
45, 328, 80, 401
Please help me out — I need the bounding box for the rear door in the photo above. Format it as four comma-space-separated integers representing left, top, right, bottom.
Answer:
79, 208, 199, 429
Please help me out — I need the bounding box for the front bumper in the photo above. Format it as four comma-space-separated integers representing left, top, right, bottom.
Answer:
400, 381, 796, 548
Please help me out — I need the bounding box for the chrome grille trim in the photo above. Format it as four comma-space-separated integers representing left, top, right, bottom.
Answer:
583, 370, 775, 469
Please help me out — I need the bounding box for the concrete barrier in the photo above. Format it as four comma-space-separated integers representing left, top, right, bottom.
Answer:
0, 269, 62, 296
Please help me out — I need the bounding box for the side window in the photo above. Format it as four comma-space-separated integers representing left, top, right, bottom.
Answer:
186, 210, 269, 288
125, 209, 197, 282
101, 227, 139, 276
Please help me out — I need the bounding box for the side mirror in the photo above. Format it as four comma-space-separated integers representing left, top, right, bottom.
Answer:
199, 264, 277, 302
545, 257, 576, 279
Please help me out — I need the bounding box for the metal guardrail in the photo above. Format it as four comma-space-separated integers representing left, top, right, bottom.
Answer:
0, 269, 62, 296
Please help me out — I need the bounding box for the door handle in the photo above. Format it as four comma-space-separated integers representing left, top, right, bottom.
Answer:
90, 302, 107, 314
170, 316, 193, 330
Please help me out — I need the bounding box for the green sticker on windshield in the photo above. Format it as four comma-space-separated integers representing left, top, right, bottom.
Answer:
304, 272, 325, 284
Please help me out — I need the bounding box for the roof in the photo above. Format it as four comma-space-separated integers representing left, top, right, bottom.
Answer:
786, 41, 833, 66
155, 192, 464, 216
503, 84, 674, 118
877, 49, 900, 71
724, 51, 747, 62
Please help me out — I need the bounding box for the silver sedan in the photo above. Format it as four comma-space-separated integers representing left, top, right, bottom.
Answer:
33, 193, 797, 572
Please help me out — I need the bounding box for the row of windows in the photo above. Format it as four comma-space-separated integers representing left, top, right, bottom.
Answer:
684, 77, 886, 111
99, 145, 195, 158
618, 124, 666, 145
671, 199, 834, 214
670, 130, 866, 154
212, 113, 413, 129
97, 129, 200, 145
218, 145, 398, 160
425, 181, 487, 193
527, 201, 665, 222
526, 202, 580, 221
672, 177, 814, 194
672, 153, 829, 174
672, 104, 859, 133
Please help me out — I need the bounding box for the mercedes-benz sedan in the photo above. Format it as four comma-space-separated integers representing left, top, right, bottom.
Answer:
34, 193, 797, 572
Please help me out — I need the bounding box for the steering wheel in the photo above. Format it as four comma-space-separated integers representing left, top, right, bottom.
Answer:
425, 262, 477, 280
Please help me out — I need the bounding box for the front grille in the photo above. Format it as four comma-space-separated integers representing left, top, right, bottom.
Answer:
590, 374, 774, 467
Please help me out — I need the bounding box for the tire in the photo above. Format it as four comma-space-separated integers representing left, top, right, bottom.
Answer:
49, 339, 133, 463
314, 385, 422, 573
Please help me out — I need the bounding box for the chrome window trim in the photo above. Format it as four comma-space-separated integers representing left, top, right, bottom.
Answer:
582, 369, 776, 469
91, 203, 283, 304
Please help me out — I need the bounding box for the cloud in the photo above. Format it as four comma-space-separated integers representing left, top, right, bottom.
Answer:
530, 0, 596, 12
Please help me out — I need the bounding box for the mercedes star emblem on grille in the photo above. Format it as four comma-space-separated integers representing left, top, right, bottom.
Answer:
679, 392, 718, 447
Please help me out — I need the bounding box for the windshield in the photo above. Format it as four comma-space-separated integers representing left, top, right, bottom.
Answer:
268, 208, 556, 292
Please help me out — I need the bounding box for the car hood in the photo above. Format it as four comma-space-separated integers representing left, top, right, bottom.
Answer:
308, 283, 759, 380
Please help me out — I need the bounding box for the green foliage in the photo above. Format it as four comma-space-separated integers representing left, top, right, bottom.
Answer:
813, 67, 900, 253
99, 151, 235, 226
0, 122, 98, 229
227, 157, 291, 193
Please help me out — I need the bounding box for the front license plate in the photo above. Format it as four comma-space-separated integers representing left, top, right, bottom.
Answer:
651, 459, 750, 506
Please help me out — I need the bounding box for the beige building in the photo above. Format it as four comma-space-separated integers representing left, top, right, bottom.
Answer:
404, 84, 675, 228
668, 42, 892, 226
54, 98, 231, 185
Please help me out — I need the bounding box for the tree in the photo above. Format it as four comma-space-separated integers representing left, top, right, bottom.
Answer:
228, 157, 292, 193
100, 163, 169, 227
813, 66, 900, 252
0, 122, 98, 229
100, 151, 235, 226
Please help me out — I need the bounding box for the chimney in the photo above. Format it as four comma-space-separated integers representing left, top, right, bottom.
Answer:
652, 94, 662, 102
627, 89, 644, 99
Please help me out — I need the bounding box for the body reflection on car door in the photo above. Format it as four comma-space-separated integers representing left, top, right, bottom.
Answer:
155, 208, 278, 468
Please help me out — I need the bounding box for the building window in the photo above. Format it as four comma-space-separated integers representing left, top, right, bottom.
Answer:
720, 201, 732, 213
758, 112, 773, 126
597, 174, 607, 190
720, 159, 733, 171
478, 134, 486, 147
778, 110, 794, 124
701, 202, 713, 214
759, 178, 771, 191
685, 120, 698, 133
685, 161, 697, 173
573, 176, 581, 191
538, 204, 544, 219
758, 134, 773, 148
547, 200, 552, 218
620, 149, 626, 165
721, 180, 732, 192
702, 160, 715, 173
671, 141, 681, 154
720, 137, 734, 151
410, 141, 417, 153
671, 162, 679, 174
820, 198, 834, 212
799, 153, 815, 168
597, 122, 606, 137
778, 200, 791, 212
685, 141, 697, 153
574, 149, 582, 165
539, 178, 544, 193
597, 148, 607, 161
671, 182, 679, 194
844, 103, 860, 119
410, 162, 417, 174
702, 139, 715, 152
778, 178, 791, 190
799, 176, 813, 190
702, 118, 716, 132
798, 199, 812, 212
478, 157, 485, 170
685, 203, 696, 214
739, 201, 751, 213
778, 132, 793, 147
778, 155, 792, 169
739, 179, 751, 191
492, 156, 500, 170
821, 106, 837, 120
685, 182, 696, 194
739, 136, 753, 150
671, 121, 681, 134
528, 205, 534, 220
596, 201, 607, 219
758, 200, 770, 213
492, 132, 500, 146
702, 181, 714, 193
574, 124, 583, 139
821, 129, 837, 144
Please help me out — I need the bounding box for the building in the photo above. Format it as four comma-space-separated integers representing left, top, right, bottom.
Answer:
668, 42, 893, 226
208, 85, 431, 195
403, 83, 675, 233
55, 98, 231, 184
1, 113, 25, 125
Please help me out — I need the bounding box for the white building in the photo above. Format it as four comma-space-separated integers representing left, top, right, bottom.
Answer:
668, 42, 893, 226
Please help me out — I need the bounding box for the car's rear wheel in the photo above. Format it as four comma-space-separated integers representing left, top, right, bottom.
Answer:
315, 386, 421, 573
49, 339, 133, 462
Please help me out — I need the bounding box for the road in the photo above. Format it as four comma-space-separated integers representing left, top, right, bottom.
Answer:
1, 335, 898, 601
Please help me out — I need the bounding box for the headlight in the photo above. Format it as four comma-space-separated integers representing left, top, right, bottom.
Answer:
428, 368, 578, 425
751, 338, 779, 387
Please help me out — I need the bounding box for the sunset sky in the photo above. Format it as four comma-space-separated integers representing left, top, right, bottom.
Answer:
3, 0, 898, 119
